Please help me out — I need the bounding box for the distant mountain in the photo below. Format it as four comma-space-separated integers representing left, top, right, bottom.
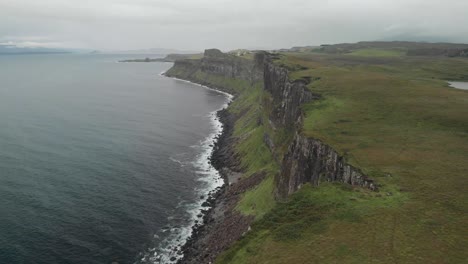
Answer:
378, 34, 463, 44
315, 41, 468, 57
0, 44, 71, 55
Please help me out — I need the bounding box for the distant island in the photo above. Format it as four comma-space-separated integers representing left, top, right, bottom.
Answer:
0, 44, 71, 55
119, 53, 203, 63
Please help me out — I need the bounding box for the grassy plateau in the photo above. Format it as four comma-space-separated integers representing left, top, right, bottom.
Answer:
216, 49, 468, 263
168, 45, 468, 263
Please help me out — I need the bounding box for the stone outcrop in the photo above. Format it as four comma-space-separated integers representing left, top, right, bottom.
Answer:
261, 54, 319, 128
166, 49, 262, 95
258, 54, 376, 198
277, 133, 376, 198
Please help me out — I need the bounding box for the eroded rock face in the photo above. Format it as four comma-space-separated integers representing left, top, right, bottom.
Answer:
167, 49, 376, 202
258, 54, 376, 198
277, 133, 377, 199
200, 49, 263, 84
166, 49, 262, 95
262, 56, 319, 128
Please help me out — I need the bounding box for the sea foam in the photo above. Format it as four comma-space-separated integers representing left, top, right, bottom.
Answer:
139, 73, 232, 264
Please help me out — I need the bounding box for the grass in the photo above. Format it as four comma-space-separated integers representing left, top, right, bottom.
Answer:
168, 49, 468, 263
216, 51, 468, 263
228, 82, 280, 218
217, 183, 408, 264
347, 48, 406, 57
192, 70, 252, 94
236, 175, 276, 219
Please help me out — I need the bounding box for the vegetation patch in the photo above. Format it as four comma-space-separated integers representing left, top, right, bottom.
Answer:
217, 183, 408, 264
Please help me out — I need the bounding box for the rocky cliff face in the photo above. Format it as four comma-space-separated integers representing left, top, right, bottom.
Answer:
200, 49, 262, 82
258, 53, 376, 199
277, 133, 376, 198
167, 49, 376, 263
166, 49, 262, 95
261, 54, 319, 128
167, 50, 376, 201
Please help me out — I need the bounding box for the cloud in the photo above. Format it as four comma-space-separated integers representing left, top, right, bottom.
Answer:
0, 0, 467, 50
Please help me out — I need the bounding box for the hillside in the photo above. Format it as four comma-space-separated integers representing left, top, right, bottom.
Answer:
165, 42, 468, 264
313, 41, 468, 57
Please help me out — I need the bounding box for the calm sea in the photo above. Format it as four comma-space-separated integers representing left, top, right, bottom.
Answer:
0, 54, 229, 263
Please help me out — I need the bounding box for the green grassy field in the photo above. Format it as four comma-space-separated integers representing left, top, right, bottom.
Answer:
216, 51, 468, 263
347, 48, 406, 57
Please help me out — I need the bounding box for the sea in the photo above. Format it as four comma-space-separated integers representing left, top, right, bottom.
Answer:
0, 54, 231, 264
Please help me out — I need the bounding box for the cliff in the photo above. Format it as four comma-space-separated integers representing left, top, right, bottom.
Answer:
258, 53, 376, 198
168, 50, 375, 199
277, 133, 376, 198
165, 49, 263, 96
165, 49, 376, 263
261, 53, 318, 128
164, 44, 468, 264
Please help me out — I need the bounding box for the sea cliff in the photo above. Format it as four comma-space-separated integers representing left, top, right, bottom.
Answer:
165, 49, 376, 263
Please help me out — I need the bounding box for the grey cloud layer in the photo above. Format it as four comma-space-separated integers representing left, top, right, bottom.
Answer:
0, 0, 467, 50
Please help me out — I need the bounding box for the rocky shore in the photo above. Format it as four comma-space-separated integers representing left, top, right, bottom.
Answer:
176, 107, 265, 263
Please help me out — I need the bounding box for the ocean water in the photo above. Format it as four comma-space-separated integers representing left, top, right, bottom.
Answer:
0, 54, 230, 263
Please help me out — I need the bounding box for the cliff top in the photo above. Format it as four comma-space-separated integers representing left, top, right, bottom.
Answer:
222, 46, 468, 263
165, 42, 468, 264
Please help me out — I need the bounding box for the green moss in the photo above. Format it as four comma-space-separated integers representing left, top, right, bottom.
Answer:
227, 83, 280, 219
236, 176, 276, 219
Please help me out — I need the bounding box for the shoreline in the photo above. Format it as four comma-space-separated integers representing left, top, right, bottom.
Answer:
152, 71, 235, 263
162, 71, 261, 264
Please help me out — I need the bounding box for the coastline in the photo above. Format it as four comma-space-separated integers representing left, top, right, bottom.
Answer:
161, 71, 265, 264
153, 71, 236, 263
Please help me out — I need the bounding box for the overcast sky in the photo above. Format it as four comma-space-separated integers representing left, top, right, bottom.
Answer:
1, 0, 467, 51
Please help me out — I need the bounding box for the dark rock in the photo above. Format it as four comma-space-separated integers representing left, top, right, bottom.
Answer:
277, 133, 377, 199
262, 54, 319, 128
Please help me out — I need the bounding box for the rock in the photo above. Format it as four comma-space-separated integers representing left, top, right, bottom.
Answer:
277, 133, 377, 199
263, 57, 318, 127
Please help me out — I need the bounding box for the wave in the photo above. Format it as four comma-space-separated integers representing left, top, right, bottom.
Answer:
137, 73, 233, 264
